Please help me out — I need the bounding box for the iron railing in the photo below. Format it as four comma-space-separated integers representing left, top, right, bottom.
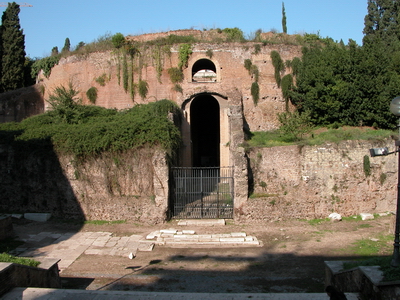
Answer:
170, 167, 234, 219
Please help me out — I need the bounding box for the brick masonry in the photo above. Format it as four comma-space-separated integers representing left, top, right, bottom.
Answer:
242, 139, 398, 222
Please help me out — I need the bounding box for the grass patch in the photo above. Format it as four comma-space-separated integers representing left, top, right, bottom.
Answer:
342, 234, 393, 257
304, 218, 329, 225
84, 220, 126, 225
249, 193, 278, 198
247, 127, 395, 148
0, 252, 40, 267
343, 256, 400, 282
358, 223, 373, 229
342, 215, 362, 221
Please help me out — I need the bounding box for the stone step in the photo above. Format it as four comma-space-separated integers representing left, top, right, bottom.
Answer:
3, 287, 360, 300
146, 229, 261, 247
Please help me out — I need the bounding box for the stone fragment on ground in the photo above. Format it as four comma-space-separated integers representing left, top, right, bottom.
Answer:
328, 213, 342, 222
360, 213, 374, 220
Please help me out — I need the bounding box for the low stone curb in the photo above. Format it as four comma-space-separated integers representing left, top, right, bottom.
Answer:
146, 229, 260, 247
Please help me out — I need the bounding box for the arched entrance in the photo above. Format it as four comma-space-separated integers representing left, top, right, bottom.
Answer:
190, 94, 220, 167
169, 93, 234, 219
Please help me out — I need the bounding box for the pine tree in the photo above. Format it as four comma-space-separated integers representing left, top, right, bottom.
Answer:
363, 0, 400, 45
62, 38, 70, 53
282, 2, 287, 34
1, 2, 26, 92
51, 46, 59, 56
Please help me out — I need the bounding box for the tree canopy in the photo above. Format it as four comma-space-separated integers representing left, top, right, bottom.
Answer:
1, 2, 26, 92
284, 0, 400, 130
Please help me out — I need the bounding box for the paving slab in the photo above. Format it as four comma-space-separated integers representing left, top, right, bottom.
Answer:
178, 219, 226, 226
2, 287, 360, 300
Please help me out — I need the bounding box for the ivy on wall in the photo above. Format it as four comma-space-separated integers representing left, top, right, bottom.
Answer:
281, 74, 293, 111
271, 50, 284, 87
178, 43, 192, 70
86, 87, 98, 104
244, 58, 260, 106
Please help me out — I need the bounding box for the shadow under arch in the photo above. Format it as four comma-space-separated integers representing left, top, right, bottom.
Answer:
181, 92, 228, 111
190, 94, 220, 167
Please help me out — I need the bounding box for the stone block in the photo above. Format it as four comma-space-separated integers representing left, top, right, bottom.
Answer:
181, 230, 195, 234
231, 232, 246, 237
160, 229, 177, 234
24, 213, 51, 222
219, 237, 245, 242
360, 213, 374, 221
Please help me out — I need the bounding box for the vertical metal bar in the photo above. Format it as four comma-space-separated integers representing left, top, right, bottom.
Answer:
217, 167, 220, 219
200, 169, 203, 218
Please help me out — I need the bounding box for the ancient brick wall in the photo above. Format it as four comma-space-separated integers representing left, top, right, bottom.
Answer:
242, 139, 397, 223
38, 41, 301, 131
0, 137, 395, 223
0, 85, 44, 123
0, 143, 169, 224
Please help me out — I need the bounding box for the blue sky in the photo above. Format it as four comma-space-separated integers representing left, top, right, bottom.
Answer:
3, 0, 367, 58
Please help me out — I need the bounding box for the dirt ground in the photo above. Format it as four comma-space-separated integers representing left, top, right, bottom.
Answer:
12, 215, 394, 293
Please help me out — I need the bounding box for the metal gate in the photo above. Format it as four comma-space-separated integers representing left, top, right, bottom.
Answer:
170, 167, 234, 219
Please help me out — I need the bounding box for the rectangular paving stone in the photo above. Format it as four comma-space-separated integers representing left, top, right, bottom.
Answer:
138, 243, 154, 251
84, 249, 102, 255
128, 234, 142, 240
214, 234, 233, 238
196, 234, 213, 239
182, 230, 196, 234
160, 229, 177, 234
105, 241, 117, 248
197, 238, 221, 242
160, 233, 175, 238
146, 231, 160, 239
219, 237, 245, 242
231, 232, 247, 237
173, 234, 201, 239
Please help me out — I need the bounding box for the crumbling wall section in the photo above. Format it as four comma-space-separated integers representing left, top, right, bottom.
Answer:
241, 139, 397, 222
0, 143, 169, 224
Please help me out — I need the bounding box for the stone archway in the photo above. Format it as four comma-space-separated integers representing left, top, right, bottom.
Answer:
190, 94, 220, 167
191, 59, 217, 82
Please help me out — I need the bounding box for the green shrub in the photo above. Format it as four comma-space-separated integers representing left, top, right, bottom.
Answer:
363, 155, 371, 177
271, 50, 284, 87
168, 67, 184, 83
31, 56, 60, 78
173, 84, 183, 93
138, 80, 149, 99
251, 82, 259, 106
250, 65, 259, 82
86, 87, 98, 104
278, 110, 312, 141
95, 73, 108, 86
244, 59, 252, 72
46, 82, 82, 124
380, 173, 387, 185
281, 74, 293, 111
222, 27, 245, 42
206, 49, 213, 58
144, 34, 197, 47
1, 99, 182, 160
122, 55, 129, 92
112, 32, 125, 48
178, 44, 192, 69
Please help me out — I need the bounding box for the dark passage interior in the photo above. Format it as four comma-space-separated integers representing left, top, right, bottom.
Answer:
190, 95, 220, 167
